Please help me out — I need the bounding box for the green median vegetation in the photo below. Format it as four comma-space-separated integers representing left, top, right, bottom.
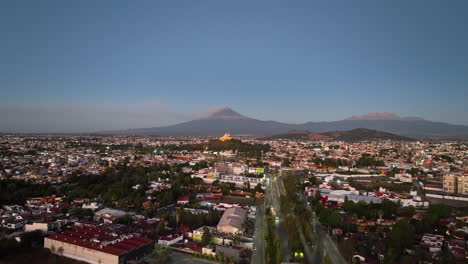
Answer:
265, 207, 281, 264
280, 174, 315, 260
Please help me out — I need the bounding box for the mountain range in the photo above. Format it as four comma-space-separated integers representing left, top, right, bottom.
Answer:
102, 107, 468, 139
264, 128, 413, 142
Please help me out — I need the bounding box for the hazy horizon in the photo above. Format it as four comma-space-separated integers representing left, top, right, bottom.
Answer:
2, 1, 468, 132
1, 105, 467, 134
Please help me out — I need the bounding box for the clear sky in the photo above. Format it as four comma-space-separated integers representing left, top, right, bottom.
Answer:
1, 0, 468, 132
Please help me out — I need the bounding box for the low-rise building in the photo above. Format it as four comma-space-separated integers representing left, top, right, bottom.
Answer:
44, 223, 154, 264
193, 226, 216, 241
217, 207, 247, 234
25, 222, 58, 234
158, 233, 183, 246
419, 234, 444, 253
177, 196, 190, 205
1, 218, 25, 230
202, 245, 216, 256
94, 208, 128, 223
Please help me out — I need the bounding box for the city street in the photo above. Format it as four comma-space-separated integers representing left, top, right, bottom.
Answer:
251, 203, 265, 264
301, 194, 347, 264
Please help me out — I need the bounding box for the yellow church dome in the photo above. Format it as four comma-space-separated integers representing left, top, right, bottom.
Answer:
219, 133, 233, 141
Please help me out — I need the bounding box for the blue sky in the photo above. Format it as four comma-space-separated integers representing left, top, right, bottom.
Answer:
1, 0, 468, 132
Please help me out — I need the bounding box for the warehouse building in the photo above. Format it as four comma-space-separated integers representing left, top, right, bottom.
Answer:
44, 223, 154, 264
217, 207, 247, 234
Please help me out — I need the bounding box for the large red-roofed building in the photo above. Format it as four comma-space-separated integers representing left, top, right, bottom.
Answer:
44, 223, 154, 264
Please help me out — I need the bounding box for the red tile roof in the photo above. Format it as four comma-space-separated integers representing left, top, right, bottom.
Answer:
46, 225, 153, 256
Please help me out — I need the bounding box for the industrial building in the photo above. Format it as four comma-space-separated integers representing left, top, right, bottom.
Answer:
44, 223, 154, 264
217, 207, 247, 234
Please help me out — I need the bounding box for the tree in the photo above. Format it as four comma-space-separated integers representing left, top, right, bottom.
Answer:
156, 221, 166, 235
356, 154, 385, 167
19, 230, 43, 248
153, 244, 171, 263
380, 199, 398, 219
115, 213, 132, 225
397, 206, 415, 218
327, 212, 343, 227
243, 181, 251, 191
175, 208, 181, 226
201, 227, 212, 246
314, 190, 322, 202
338, 238, 356, 261
231, 233, 240, 245
427, 204, 451, 225
70, 208, 94, 219
242, 220, 254, 233
308, 176, 317, 185
254, 183, 263, 194
378, 209, 384, 220
385, 220, 414, 263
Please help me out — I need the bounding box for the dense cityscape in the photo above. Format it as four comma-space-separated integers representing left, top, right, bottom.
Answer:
2, 1, 468, 264
0, 133, 467, 263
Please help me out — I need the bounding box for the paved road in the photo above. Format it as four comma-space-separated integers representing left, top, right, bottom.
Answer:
251, 203, 265, 264
302, 196, 347, 264
413, 180, 425, 197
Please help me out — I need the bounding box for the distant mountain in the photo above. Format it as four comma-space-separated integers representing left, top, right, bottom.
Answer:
345, 112, 425, 121
299, 119, 468, 139
265, 128, 412, 141
320, 128, 413, 141
263, 130, 332, 140
100, 108, 468, 139
202, 107, 252, 120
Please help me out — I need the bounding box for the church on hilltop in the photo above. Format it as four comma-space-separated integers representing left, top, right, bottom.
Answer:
218, 133, 233, 141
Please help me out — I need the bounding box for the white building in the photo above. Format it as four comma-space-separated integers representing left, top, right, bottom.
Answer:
25, 222, 57, 234
158, 234, 183, 246
192, 173, 264, 187
420, 234, 444, 253
395, 173, 413, 183
94, 208, 128, 223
